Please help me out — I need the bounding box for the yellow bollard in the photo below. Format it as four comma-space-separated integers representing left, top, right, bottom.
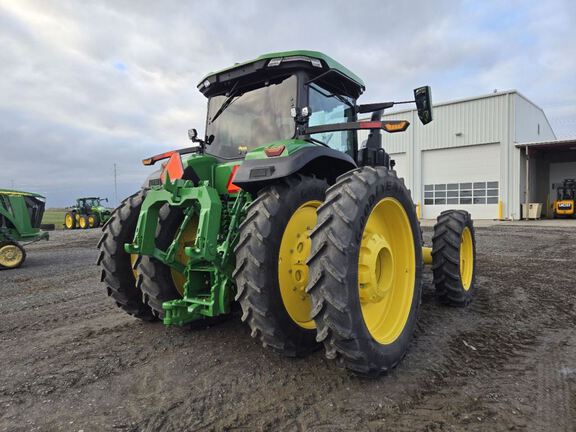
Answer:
498, 201, 503, 220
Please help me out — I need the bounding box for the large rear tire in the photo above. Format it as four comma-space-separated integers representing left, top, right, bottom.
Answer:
234, 175, 328, 357
432, 210, 477, 306
308, 167, 423, 375
0, 241, 26, 270
97, 189, 154, 320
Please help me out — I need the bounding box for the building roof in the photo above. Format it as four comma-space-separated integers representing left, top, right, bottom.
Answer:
515, 138, 576, 151
383, 89, 541, 115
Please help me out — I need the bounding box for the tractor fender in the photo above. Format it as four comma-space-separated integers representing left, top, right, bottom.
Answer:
233, 146, 357, 194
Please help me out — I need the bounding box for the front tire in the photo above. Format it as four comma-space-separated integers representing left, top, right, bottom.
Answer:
0, 241, 26, 269
308, 167, 422, 376
234, 175, 328, 357
432, 210, 477, 306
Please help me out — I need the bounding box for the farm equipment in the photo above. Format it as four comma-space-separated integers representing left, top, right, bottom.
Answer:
65, 197, 111, 229
98, 50, 477, 375
552, 179, 575, 218
0, 189, 49, 269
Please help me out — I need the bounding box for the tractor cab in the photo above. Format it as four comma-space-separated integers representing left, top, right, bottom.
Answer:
198, 51, 365, 161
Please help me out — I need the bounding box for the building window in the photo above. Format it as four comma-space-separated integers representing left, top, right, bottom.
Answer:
424, 181, 499, 205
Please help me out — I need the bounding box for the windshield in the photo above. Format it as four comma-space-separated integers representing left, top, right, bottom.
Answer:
308, 83, 356, 156
205, 75, 297, 159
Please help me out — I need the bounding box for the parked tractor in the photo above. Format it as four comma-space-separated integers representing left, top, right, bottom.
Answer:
98, 51, 477, 375
65, 197, 111, 229
552, 179, 575, 218
0, 189, 49, 269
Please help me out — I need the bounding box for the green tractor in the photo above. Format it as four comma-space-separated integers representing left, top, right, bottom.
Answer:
0, 189, 49, 269
98, 51, 477, 375
65, 197, 111, 229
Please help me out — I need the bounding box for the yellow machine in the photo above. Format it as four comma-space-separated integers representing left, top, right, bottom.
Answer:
553, 179, 575, 218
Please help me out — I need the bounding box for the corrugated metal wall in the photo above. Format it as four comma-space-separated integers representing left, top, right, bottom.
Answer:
357, 91, 555, 219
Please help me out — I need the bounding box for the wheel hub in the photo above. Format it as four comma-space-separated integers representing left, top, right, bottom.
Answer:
289, 232, 311, 295
359, 231, 395, 303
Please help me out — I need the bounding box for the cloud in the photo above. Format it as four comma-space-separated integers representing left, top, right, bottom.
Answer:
0, 0, 575, 206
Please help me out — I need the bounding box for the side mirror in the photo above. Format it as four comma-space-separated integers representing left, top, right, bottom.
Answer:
414, 86, 433, 125
188, 128, 198, 141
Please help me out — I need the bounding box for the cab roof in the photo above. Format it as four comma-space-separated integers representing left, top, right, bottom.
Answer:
0, 189, 45, 198
197, 50, 365, 99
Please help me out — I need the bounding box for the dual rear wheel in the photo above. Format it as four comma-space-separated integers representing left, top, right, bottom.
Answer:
235, 168, 476, 375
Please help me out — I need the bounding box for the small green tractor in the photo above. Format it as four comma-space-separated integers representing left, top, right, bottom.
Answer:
65, 197, 111, 229
0, 189, 49, 269
98, 51, 477, 375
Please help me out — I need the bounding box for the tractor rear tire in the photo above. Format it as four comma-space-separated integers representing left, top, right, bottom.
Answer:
64, 212, 76, 229
308, 167, 423, 376
432, 210, 477, 306
0, 241, 26, 269
234, 175, 328, 357
97, 189, 155, 320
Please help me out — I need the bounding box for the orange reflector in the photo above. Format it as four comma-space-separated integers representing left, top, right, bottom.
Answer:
161, 153, 184, 183
227, 165, 241, 193
264, 145, 285, 157
383, 121, 410, 132
142, 158, 153, 166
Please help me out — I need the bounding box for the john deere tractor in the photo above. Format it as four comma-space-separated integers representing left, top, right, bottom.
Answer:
0, 189, 49, 269
98, 51, 477, 375
65, 197, 111, 229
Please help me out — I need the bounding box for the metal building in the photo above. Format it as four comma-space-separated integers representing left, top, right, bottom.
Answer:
360, 90, 563, 219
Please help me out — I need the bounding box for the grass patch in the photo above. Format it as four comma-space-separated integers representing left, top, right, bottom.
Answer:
42, 210, 66, 229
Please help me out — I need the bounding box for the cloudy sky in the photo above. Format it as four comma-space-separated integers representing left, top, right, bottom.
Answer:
0, 0, 575, 207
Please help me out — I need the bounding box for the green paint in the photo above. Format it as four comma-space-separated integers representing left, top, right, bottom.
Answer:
199, 50, 365, 89
243, 139, 315, 161
0, 191, 49, 244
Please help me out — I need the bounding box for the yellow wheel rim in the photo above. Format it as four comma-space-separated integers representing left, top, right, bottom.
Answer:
170, 217, 199, 295
460, 227, 474, 291
65, 214, 74, 228
278, 200, 320, 329
88, 215, 96, 227
79, 217, 87, 229
358, 197, 415, 345
0, 244, 24, 268
130, 253, 138, 280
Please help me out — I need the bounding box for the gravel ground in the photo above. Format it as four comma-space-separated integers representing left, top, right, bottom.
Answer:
0, 224, 575, 431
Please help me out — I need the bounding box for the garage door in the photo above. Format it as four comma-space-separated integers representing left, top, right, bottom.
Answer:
390, 152, 408, 184
422, 143, 500, 219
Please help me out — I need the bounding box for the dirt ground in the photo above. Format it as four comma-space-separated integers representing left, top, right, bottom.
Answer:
1, 224, 575, 432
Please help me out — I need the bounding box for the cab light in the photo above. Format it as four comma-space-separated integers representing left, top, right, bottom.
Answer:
227, 165, 241, 193
264, 145, 285, 157
142, 158, 153, 166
